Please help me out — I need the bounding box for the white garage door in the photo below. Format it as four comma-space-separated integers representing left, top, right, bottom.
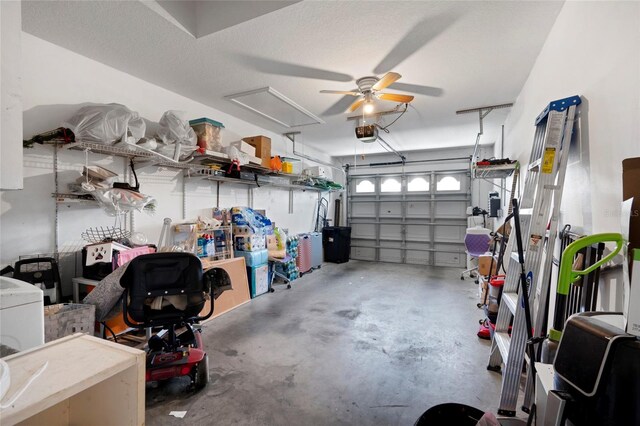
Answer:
348, 170, 469, 267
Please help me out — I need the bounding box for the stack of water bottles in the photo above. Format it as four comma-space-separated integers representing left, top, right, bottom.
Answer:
276, 235, 300, 282
231, 207, 271, 298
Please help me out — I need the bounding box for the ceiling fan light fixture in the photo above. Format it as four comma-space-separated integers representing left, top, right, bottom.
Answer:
362, 92, 375, 114
363, 101, 375, 114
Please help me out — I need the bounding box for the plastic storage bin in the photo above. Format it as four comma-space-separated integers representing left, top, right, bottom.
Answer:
189, 117, 224, 152
246, 263, 269, 298
44, 303, 95, 342
322, 226, 351, 263
234, 249, 268, 267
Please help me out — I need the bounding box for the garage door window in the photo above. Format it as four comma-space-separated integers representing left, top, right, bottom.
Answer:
408, 177, 429, 192
381, 178, 401, 193
355, 179, 375, 193
436, 176, 461, 191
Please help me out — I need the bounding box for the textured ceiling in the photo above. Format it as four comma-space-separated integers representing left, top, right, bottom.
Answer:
22, 1, 564, 156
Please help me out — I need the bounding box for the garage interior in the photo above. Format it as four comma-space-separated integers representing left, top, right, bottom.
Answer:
0, 1, 639, 425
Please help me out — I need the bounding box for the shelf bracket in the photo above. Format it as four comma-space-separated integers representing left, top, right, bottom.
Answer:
289, 189, 294, 214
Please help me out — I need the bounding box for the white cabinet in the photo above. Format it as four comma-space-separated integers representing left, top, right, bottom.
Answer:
0, 334, 145, 426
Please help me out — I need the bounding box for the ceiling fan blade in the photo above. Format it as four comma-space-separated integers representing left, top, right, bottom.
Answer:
322, 94, 361, 116
389, 82, 443, 97
372, 72, 402, 92
320, 90, 360, 96
373, 13, 458, 75
377, 93, 415, 103
235, 54, 353, 82
349, 98, 365, 112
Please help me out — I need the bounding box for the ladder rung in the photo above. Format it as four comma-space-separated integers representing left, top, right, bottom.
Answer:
495, 331, 511, 364
519, 208, 533, 216
528, 159, 541, 171
502, 291, 518, 314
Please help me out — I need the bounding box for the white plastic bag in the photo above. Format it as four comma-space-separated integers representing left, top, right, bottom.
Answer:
63, 104, 146, 145
91, 188, 156, 216
225, 145, 249, 165
157, 111, 196, 146
156, 111, 197, 160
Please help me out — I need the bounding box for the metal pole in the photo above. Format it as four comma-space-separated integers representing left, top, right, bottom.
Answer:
376, 134, 406, 162
53, 142, 59, 261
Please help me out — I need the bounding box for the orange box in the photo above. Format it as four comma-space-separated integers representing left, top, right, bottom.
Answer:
243, 136, 271, 168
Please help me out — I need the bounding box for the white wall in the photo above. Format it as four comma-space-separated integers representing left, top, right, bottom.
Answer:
501, 2, 640, 313
501, 1, 640, 235
0, 33, 334, 293
0, 1, 23, 190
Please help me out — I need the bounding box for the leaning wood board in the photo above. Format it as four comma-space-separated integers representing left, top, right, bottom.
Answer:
201, 256, 251, 321
0, 334, 145, 426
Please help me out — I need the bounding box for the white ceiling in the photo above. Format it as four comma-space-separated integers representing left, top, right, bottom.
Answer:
22, 1, 564, 157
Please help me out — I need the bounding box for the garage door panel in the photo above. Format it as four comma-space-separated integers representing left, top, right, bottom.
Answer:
406, 224, 430, 241
351, 238, 375, 261
435, 201, 467, 218
406, 249, 429, 265
434, 243, 465, 267
379, 248, 402, 263
352, 202, 376, 217
379, 202, 401, 217
351, 246, 375, 261
380, 224, 402, 240
435, 225, 465, 243
405, 241, 430, 250
407, 201, 429, 218
351, 223, 375, 239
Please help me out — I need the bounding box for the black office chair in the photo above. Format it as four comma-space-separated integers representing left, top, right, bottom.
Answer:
119, 252, 214, 390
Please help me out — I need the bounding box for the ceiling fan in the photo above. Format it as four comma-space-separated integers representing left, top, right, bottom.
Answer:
235, 13, 457, 116
320, 72, 414, 114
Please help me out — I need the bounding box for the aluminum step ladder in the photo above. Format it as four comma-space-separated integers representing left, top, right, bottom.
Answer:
487, 95, 581, 416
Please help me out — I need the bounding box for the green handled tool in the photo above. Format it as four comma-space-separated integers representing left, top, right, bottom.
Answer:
549, 233, 624, 342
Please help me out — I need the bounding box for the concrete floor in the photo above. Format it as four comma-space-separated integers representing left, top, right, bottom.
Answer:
145, 261, 502, 425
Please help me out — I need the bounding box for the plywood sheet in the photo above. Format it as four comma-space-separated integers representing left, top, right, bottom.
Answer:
201, 257, 250, 321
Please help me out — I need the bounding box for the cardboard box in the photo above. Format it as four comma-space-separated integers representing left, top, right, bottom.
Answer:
478, 275, 489, 305
304, 166, 328, 179
478, 255, 498, 276
229, 140, 256, 157
243, 136, 271, 168
627, 249, 640, 337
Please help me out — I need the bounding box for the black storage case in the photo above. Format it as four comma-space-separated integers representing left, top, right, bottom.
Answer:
322, 226, 351, 263
553, 312, 640, 426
